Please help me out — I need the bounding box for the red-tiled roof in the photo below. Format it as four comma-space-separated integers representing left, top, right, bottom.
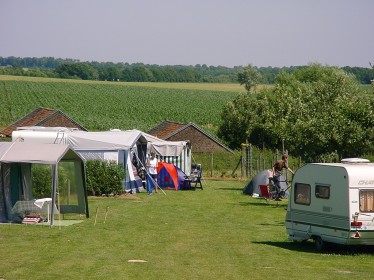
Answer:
146, 120, 233, 153
146, 120, 186, 139
0, 107, 87, 137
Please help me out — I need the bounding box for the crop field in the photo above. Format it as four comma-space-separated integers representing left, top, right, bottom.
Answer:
0, 75, 243, 133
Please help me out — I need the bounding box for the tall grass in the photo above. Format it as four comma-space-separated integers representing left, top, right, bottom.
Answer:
1, 179, 373, 280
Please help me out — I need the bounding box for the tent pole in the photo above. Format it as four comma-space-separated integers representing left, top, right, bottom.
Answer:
50, 164, 58, 227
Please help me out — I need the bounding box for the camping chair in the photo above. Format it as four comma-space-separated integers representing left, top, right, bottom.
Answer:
189, 163, 203, 190
259, 185, 277, 204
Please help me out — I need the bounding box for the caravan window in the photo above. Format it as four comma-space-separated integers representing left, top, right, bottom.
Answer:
315, 185, 330, 199
359, 190, 374, 212
294, 183, 311, 205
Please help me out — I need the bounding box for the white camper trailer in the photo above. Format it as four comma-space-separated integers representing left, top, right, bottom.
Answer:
286, 158, 374, 250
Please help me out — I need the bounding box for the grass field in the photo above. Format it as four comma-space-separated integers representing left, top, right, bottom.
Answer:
0, 75, 244, 134
0, 179, 373, 280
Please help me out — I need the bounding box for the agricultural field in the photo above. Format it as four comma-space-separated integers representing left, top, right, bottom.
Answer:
0, 75, 244, 134
0, 75, 278, 178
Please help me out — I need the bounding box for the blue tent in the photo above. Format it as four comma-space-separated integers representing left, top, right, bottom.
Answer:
243, 169, 288, 197
157, 162, 187, 190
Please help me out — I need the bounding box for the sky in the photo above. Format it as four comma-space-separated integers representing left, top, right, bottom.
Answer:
0, 0, 373, 68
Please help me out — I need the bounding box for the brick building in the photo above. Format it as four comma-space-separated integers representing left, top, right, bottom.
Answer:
0, 107, 87, 138
147, 121, 233, 153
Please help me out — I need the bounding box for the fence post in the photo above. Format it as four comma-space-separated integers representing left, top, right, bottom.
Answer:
241, 144, 244, 178
210, 153, 213, 177
249, 143, 252, 177
245, 143, 248, 177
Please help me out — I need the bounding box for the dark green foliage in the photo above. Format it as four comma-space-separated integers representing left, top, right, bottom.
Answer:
85, 160, 125, 196
55, 63, 98, 80
219, 64, 374, 161
237, 64, 262, 92
1, 56, 373, 84
31, 165, 52, 198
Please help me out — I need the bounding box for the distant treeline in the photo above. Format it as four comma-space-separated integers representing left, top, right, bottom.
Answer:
1, 56, 373, 84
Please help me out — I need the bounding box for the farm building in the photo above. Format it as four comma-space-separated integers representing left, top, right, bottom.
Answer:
0, 107, 87, 138
147, 120, 233, 153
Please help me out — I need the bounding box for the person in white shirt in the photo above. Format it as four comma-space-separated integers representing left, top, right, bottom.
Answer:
146, 152, 158, 193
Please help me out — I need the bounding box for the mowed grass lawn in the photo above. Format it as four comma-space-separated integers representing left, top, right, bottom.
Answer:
1, 179, 373, 280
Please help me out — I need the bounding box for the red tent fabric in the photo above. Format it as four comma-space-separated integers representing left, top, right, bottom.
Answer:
157, 162, 186, 190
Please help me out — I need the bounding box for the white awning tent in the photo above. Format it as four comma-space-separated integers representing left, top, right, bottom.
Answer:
0, 142, 88, 226
68, 130, 148, 192
12, 127, 191, 192
142, 132, 191, 175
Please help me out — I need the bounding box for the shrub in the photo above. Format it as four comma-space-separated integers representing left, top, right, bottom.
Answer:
85, 160, 125, 196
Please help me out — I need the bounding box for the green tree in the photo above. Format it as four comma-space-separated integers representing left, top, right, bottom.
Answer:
55, 63, 98, 80
237, 64, 262, 93
219, 64, 374, 161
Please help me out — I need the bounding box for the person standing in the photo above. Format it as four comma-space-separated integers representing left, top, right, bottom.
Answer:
146, 152, 158, 194
271, 154, 294, 200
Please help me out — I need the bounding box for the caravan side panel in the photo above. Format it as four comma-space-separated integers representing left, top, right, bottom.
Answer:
286, 164, 350, 244
286, 163, 374, 246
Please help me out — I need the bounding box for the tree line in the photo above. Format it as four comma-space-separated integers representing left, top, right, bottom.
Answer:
1, 56, 373, 84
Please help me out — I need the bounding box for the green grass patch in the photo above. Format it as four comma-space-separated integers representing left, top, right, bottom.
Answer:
1, 179, 373, 280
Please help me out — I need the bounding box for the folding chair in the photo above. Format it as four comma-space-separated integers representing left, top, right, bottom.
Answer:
259, 185, 277, 204
190, 163, 203, 190
181, 176, 192, 190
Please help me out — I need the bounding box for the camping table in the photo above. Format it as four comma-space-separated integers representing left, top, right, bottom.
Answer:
12, 200, 43, 214
11, 199, 58, 221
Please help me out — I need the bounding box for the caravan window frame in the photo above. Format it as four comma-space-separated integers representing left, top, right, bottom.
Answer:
315, 184, 330, 199
359, 190, 374, 212
294, 183, 311, 205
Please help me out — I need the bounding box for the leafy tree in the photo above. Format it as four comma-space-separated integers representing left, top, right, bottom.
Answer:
98, 66, 122, 81
55, 63, 98, 80
219, 64, 374, 161
132, 66, 154, 82
237, 64, 262, 93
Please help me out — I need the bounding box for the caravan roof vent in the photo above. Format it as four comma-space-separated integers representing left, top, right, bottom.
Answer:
341, 158, 370, 164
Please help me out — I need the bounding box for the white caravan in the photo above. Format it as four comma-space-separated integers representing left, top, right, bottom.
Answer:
286, 158, 374, 250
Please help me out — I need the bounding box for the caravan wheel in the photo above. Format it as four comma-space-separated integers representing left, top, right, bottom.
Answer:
313, 236, 325, 251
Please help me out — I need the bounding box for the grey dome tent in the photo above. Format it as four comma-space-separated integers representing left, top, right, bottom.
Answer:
243, 169, 288, 197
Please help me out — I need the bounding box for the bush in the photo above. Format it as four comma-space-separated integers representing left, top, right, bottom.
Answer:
32, 165, 52, 198
85, 160, 125, 196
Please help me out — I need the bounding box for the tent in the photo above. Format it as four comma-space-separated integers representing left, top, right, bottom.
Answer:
67, 130, 148, 192
140, 132, 191, 175
243, 169, 288, 197
0, 142, 88, 226
12, 127, 191, 193
12, 128, 149, 192
155, 162, 187, 191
